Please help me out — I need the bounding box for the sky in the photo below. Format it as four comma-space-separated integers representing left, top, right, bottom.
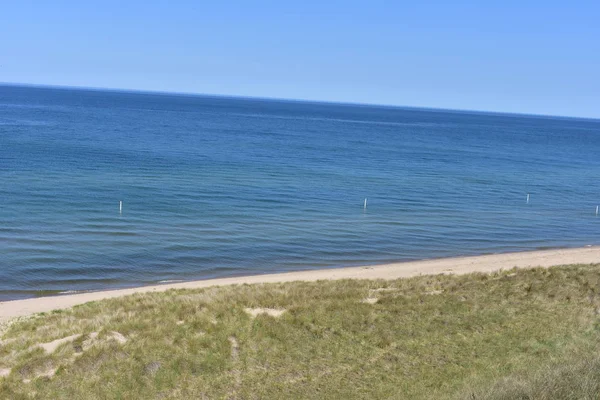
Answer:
1, 1, 599, 118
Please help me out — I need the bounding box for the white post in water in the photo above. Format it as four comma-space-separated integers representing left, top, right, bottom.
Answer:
119, 200, 122, 214
527, 194, 530, 204
596, 205, 599, 216
364, 198, 368, 210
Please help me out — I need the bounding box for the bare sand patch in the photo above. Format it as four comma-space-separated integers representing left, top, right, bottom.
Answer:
39, 334, 81, 354
107, 331, 127, 345
0, 338, 17, 347
362, 297, 379, 304
23, 366, 57, 383
35, 367, 57, 379
77, 331, 128, 352
82, 332, 99, 351
244, 308, 286, 318
228, 337, 239, 360
0, 368, 10, 378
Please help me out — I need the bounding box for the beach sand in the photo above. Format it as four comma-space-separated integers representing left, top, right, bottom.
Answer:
1, 246, 599, 323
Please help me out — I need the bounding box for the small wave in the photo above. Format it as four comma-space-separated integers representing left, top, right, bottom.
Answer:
0, 120, 51, 126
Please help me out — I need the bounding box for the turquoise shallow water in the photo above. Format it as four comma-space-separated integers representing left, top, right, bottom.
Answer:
1, 85, 599, 300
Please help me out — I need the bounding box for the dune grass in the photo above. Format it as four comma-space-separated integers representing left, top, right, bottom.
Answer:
2, 264, 600, 399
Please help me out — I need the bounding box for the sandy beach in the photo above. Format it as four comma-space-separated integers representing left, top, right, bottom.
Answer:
1, 246, 599, 323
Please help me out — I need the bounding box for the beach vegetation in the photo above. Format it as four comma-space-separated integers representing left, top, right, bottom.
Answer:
2, 264, 600, 398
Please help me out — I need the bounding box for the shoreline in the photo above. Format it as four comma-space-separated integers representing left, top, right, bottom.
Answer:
2, 246, 600, 322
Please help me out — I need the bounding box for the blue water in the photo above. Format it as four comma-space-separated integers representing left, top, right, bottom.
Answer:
1, 85, 599, 300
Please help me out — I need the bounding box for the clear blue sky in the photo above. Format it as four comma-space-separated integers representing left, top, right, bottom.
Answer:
1, 1, 599, 118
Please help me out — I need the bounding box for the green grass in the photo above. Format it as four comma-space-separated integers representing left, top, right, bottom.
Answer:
2, 264, 600, 399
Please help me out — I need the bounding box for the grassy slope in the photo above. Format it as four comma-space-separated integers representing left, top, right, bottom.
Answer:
1, 264, 600, 399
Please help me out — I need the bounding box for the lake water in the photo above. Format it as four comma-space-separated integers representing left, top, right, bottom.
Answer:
1, 85, 599, 299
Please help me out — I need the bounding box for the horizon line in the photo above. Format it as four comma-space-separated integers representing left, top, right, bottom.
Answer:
1, 81, 598, 122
